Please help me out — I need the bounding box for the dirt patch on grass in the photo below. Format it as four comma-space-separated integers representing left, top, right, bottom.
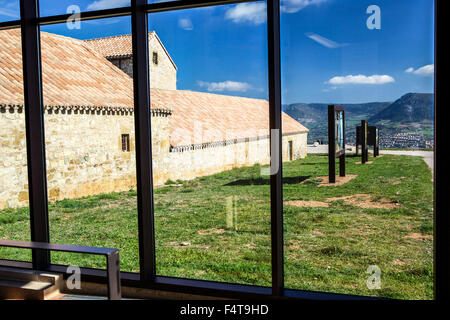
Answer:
284, 192, 400, 209
327, 194, 401, 209
387, 177, 405, 185
198, 228, 226, 235
285, 200, 329, 208
166, 241, 212, 249
286, 240, 304, 250
393, 259, 408, 266
311, 174, 358, 187
406, 233, 433, 240
355, 161, 374, 164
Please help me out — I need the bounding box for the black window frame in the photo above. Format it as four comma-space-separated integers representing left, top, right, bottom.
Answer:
0, 0, 443, 301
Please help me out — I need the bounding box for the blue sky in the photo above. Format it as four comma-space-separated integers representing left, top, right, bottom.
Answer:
1, 0, 435, 104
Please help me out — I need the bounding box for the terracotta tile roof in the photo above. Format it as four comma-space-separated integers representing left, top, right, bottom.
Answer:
85, 33, 137, 59
0, 29, 308, 148
85, 31, 177, 70
0, 29, 135, 109
150, 89, 309, 147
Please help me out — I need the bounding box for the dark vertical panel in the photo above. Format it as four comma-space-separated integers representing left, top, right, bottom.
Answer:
361, 120, 367, 164
434, 0, 446, 302
328, 106, 336, 183
267, 0, 284, 296
20, 0, 50, 270
131, 0, 156, 281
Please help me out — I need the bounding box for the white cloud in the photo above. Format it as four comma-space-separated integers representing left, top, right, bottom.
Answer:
225, 3, 267, 25
322, 86, 338, 92
197, 80, 252, 92
178, 18, 193, 31
326, 74, 395, 85
405, 64, 434, 77
87, 0, 130, 11
0, 0, 19, 18
0, 8, 18, 18
305, 32, 346, 49
281, 0, 328, 14
225, 1, 328, 26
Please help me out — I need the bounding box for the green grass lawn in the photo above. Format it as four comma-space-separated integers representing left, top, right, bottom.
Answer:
0, 154, 433, 299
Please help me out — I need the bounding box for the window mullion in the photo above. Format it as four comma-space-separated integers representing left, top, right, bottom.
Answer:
20, 0, 51, 270
267, 0, 284, 296
131, 0, 156, 281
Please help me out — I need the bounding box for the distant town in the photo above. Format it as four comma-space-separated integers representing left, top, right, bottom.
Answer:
345, 132, 434, 149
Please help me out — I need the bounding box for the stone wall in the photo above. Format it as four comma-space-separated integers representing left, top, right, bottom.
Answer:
44, 108, 138, 203
0, 108, 29, 209
0, 108, 307, 209
153, 133, 307, 186
108, 36, 177, 91
149, 35, 177, 91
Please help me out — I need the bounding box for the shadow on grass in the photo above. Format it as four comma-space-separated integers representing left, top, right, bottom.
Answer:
225, 176, 311, 186
345, 154, 362, 158
291, 162, 327, 166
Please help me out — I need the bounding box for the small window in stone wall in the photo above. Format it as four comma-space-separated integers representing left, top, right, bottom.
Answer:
152, 51, 158, 65
288, 140, 293, 161
122, 134, 130, 152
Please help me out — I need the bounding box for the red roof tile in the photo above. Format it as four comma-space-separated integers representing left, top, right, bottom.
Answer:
0, 29, 308, 147
0, 29, 135, 109
150, 89, 308, 147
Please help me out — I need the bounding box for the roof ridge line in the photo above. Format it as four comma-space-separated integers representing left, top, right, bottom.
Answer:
85, 31, 155, 42
175, 89, 269, 103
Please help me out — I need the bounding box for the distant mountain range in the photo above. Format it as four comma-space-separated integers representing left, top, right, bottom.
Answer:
284, 102, 391, 125
283, 93, 434, 146
369, 93, 434, 123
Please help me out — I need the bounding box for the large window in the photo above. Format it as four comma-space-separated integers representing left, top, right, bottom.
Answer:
148, 3, 272, 285
0, 0, 438, 300
39, 16, 140, 272
281, 0, 435, 299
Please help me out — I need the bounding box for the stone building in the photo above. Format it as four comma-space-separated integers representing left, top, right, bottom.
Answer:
86, 32, 177, 91
0, 29, 308, 209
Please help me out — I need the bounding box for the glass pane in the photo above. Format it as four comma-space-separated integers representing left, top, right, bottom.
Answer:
0, 28, 32, 262
149, 2, 273, 285
39, 0, 130, 17
40, 17, 139, 272
281, 0, 434, 299
0, 0, 19, 22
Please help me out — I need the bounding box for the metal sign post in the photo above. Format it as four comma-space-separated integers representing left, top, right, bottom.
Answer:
361, 120, 368, 164
328, 105, 346, 183
357, 124, 379, 158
